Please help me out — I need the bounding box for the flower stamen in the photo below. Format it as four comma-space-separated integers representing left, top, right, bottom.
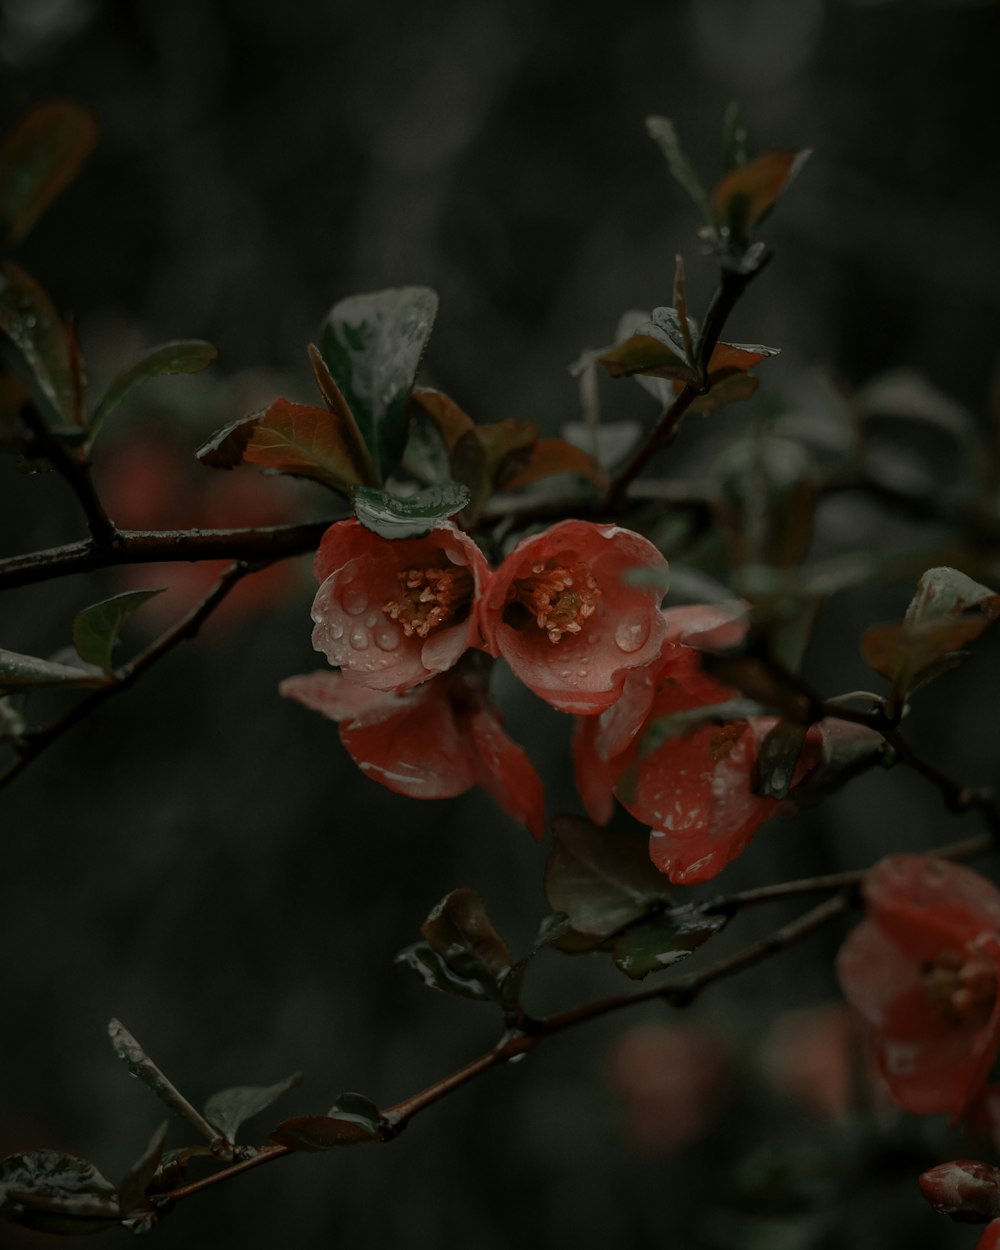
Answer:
384, 565, 474, 638
508, 560, 601, 644
923, 948, 997, 1026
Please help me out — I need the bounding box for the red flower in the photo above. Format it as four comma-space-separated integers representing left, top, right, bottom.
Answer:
573, 604, 879, 884
479, 520, 668, 714
837, 855, 1000, 1118
310, 519, 490, 693
981, 1221, 1000, 1249
918, 1159, 1000, 1223
279, 659, 545, 838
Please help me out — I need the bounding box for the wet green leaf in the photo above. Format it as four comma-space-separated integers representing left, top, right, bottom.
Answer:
72, 589, 165, 673
0, 1150, 119, 1235
197, 395, 375, 492
117, 1123, 167, 1216
395, 940, 494, 1001
645, 116, 711, 222
0, 647, 105, 694
88, 340, 217, 441
320, 286, 438, 482
204, 1071, 303, 1143
754, 719, 808, 799
0, 260, 81, 424
328, 1092, 383, 1137
611, 906, 727, 980
544, 815, 670, 939
353, 482, 469, 539
0, 102, 97, 246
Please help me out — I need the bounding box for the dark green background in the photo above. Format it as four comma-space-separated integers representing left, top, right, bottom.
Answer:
2, 1, 1000, 1246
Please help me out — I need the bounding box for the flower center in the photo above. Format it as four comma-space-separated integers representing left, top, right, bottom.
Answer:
383, 565, 474, 638
923, 948, 997, 1026
508, 560, 600, 644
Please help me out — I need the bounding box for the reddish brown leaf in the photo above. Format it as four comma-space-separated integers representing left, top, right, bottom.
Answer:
410, 388, 475, 452
504, 438, 608, 491
706, 340, 780, 378
307, 343, 377, 485
598, 334, 694, 382
710, 149, 809, 232
0, 102, 97, 246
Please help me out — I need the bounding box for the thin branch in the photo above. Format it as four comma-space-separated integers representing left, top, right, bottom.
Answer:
605, 258, 770, 509
0, 562, 252, 789
19, 405, 117, 550
0, 520, 338, 591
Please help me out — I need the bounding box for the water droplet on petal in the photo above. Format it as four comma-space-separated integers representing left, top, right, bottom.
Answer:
343, 589, 368, 616
375, 625, 401, 651
329, 623, 344, 640
364, 612, 379, 628
350, 627, 369, 651
587, 632, 602, 646
614, 610, 651, 654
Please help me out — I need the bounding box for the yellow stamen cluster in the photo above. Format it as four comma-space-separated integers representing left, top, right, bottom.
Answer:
923, 948, 997, 1026
510, 560, 600, 644
384, 565, 474, 638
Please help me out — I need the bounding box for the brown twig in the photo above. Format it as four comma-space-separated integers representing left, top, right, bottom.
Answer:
19, 405, 118, 550
0, 562, 252, 789
0, 520, 339, 591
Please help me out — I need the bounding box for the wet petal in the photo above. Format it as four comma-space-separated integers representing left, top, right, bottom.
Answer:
468, 706, 546, 839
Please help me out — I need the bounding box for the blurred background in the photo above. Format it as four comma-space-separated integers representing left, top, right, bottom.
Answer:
2, 0, 1000, 1247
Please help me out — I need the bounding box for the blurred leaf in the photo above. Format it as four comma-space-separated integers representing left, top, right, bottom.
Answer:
544, 815, 670, 938
503, 438, 607, 491
410, 388, 475, 452
721, 101, 748, 172
88, 341, 217, 441
673, 254, 695, 364
710, 149, 810, 246
645, 116, 711, 222
861, 567, 1000, 711
72, 589, 165, 673
0, 260, 81, 424
611, 906, 727, 980
0, 1151, 119, 1235
0, 647, 105, 693
198, 396, 374, 491
419, 887, 512, 1002
754, 719, 807, 799
699, 653, 811, 718
204, 1072, 303, 1143
0, 102, 97, 246
353, 481, 469, 539
269, 1109, 382, 1151
451, 417, 537, 522
0, 694, 26, 745
858, 368, 978, 447
117, 1123, 167, 1216
320, 286, 438, 482
713, 434, 816, 570
561, 419, 643, 469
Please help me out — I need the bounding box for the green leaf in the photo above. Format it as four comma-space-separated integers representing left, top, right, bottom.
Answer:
353, 482, 469, 539
721, 101, 748, 172
328, 1092, 384, 1136
544, 815, 670, 939
117, 1123, 167, 1216
197, 395, 376, 492
0, 260, 81, 425
611, 906, 727, 980
72, 589, 165, 673
861, 567, 1000, 713
320, 286, 438, 482
0, 1151, 119, 1235
203, 1072, 304, 1143
0, 102, 97, 246
396, 940, 495, 1001
598, 306, 696, 382
88, 340, 217, 441
0, 647, 105, 694
645, 116, 712, 223
754, 719, 808, 799
108, 1019, 222, 1145
269, 1111, 382, 1151
419, 887, 513, 1001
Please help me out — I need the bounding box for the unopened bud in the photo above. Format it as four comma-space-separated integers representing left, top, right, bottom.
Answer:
918, 1160, 1000, 1224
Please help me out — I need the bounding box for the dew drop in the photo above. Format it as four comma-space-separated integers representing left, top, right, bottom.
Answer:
375, 625, 401, 652
577, 667, 589, 678
349, 627, 369, 651
587, 632, 602, 646
343, 589, 369, 616
329, 622, 344, 640
614, 611, 651, 654
364, 612, 379, 629
559, 669, 572, 679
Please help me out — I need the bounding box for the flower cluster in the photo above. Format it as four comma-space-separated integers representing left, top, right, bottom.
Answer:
284, 516, 868, 877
